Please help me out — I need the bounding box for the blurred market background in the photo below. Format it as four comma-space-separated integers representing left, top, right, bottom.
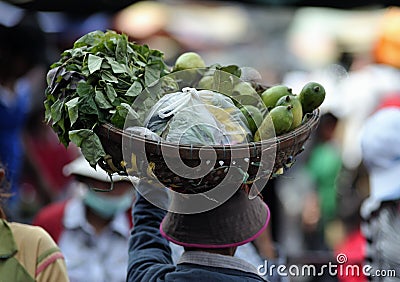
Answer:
1, 0, 400, 281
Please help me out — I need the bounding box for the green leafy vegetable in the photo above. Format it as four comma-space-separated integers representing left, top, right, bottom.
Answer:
44, 30, 170, 167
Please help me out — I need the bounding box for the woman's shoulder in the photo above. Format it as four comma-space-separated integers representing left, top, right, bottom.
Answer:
6, 221, 68, 281
10, 221, 48, 234
9, 221, 58, 249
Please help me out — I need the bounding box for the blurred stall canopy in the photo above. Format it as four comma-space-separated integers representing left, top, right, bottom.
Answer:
219, 0, 398, 9
1, 0, 135, 14
2, 0, 398, 14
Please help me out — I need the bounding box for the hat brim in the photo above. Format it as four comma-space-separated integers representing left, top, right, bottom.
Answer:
63, 156, 130, 183
160, 189, 270, 248
369, 162, 400, 202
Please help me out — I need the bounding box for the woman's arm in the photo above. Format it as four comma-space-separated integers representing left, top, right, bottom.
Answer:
127, 188, 175, 282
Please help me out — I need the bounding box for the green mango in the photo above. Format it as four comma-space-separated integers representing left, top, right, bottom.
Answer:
233, 81, 257, 96
275, 95, 303, 130
173, 52, 206, 71
235, 95, 261, 107
240, 105, 264, 134
197, 75, 214, 90
172, 52, 206, 87
254, 105, 294, 141
298, 82, 326, 113
261, 85, 292, 110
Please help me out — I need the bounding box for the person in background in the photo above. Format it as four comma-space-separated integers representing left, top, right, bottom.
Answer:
0, 162, 69, 281
33, 155, 135, 282
334, 6, 400, 171
128, 181, 270, 281
0, 13, 46, 218
359, 107, 400, 281
303, 112, 342, 251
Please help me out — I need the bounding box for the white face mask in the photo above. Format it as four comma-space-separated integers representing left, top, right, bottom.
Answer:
83, 189, 134, 219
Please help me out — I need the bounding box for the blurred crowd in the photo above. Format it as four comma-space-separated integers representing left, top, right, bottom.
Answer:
1, 1, 400, 281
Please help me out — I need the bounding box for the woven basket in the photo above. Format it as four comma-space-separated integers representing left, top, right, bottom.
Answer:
95, 109, 320, 193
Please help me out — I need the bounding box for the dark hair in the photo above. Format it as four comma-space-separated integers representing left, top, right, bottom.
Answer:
0, 162, 10, 219
315, 112, 339, 142
318, 112, 338, 130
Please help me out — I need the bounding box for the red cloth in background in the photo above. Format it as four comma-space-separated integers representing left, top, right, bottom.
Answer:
24, 128, 79, 194
377, 93, 400, 110
335, 229, 367, 282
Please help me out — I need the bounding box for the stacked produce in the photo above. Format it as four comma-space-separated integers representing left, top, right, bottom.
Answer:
254, 82, 325, 141
44, 30, 325, 170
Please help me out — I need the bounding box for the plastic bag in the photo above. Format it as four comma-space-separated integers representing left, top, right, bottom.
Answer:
124, 126, 162, 142
144, 88, 251, 146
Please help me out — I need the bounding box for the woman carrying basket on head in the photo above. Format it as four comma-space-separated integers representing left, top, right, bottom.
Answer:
127, 180, 270, 282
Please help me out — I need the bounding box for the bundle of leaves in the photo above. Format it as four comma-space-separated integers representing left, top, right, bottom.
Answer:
44, 30, 170, 166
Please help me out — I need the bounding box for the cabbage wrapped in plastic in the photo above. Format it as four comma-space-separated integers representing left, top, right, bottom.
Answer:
144, 88, 251, 146
124, 126, 162, 142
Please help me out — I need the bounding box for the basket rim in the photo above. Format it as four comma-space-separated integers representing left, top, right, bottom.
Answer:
96, 109, 320, 159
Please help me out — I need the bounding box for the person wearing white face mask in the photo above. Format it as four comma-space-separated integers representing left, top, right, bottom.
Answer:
33, 154, 135, 282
